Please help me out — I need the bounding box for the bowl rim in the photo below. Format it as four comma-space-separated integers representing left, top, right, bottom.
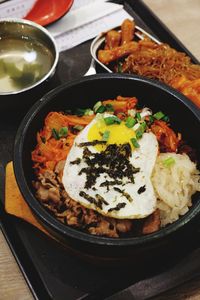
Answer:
14, 73, 200, 247
0, 18, 59, 96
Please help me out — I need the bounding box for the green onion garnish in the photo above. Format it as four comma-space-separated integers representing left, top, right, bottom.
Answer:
102, 130, 110, 141
105, 104, 114, 112
93, 101, 102, 112
149, 115, 154, 124
130, 138, 140, 148
104, 116, 121, 125
96, 105, 106, 113
162, 115, 170, 122
163, 157, 175, 167
52, 128, 60, 140
84, 109, 94, 116
59, 127, 68, 137
125, 116, 136, 128
140, 121, 147, 131
73, 125, 84, 131
135, 122, 147, 139
136, 112, 141, 121
153, 111, 165, 120
75, 108, 93, 116
136, 130, 143, 139
75, 108, 86, 116
94, 102, 114, 113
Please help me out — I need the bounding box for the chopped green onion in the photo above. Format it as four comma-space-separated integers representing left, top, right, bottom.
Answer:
96, 105, 106, 113
162, 115, 170, 122
128, 109, 136, 117
125, 116, 136, 128
93, 101, 102, 112
153, 111, 165, 120
59, 127, 68, 137
136, 112, 141, 121
136, 130, 143, 139
140, 121, 147, 131
52, 128, 60, 140
84, 109, 94, 116
105, 104, 114, 112
102, 130, 110, 141
135, 122, 147, 139
163, 157, 175, 167
104, 116, 121, 125
75, 108, 86, 116
73, 125, 84, 131
148, 115, 154, 124
130, 138, 140, 148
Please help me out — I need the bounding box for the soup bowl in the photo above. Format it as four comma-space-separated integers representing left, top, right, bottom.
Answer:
0, 18, 59, 112
13, 74, 200, 264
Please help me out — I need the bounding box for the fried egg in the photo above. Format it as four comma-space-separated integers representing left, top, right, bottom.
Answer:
62, 114, 158, 219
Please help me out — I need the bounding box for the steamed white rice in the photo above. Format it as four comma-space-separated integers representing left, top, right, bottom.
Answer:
152, 153, 200, 226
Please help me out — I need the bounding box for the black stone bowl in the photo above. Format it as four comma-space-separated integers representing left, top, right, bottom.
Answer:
13, 74, 200, 264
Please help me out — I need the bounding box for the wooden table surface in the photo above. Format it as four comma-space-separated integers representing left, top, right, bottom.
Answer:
0, 0, 200, 299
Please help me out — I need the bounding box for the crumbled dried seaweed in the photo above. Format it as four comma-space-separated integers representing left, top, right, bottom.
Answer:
78, 143, 140, 189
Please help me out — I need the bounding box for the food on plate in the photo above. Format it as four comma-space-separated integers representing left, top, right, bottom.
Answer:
97, 19, 200, 108
32, 96, 200, 238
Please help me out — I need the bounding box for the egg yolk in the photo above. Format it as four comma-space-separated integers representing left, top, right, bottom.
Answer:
88, 120, 136, 151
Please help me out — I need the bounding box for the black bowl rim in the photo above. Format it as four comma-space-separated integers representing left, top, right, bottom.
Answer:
14, 73, 200, 247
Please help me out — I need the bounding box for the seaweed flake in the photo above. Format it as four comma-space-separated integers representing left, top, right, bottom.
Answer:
79, 140, 107, 147
108, 202, 126, 212
70, 158, 81, 165
79, 144, 140, 189
113, 187, 133, 202
137, 185, 146, 194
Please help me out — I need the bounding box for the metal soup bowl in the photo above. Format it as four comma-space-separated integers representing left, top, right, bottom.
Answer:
0, 18, 59, 111
13, 74, 200, 264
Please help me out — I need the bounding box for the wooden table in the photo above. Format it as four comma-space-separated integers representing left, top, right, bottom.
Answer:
0, 0, 200, 299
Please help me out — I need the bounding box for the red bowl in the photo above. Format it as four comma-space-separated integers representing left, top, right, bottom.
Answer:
25, 0, 74, 27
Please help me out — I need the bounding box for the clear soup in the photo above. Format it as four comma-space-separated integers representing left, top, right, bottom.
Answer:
0, 36, 54, 93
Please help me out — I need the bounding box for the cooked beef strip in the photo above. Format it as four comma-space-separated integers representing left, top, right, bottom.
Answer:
33, 167, 133, 237
142, 209, 161, 235
33, 163, 161, 238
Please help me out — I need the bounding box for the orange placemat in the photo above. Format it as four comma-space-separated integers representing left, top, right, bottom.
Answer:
5, 161, 50, 237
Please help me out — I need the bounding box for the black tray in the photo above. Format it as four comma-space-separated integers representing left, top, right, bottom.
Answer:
0, 1, 200, 299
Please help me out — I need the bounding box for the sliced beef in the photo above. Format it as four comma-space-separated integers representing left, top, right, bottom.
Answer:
33, 163, 133, 238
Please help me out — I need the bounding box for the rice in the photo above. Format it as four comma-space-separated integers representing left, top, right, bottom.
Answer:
152, 153, 200, 226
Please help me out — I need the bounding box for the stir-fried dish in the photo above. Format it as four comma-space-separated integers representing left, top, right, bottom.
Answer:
98, 19, 200, 108
32, 96, 200, 238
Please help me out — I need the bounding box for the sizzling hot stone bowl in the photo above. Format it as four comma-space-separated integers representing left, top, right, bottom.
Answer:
13, 74, 200, 264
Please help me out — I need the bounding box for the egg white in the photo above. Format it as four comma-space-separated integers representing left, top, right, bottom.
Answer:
62, 116, 158, 219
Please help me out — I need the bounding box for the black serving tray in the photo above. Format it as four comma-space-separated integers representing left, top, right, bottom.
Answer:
0, 1, 200, 299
